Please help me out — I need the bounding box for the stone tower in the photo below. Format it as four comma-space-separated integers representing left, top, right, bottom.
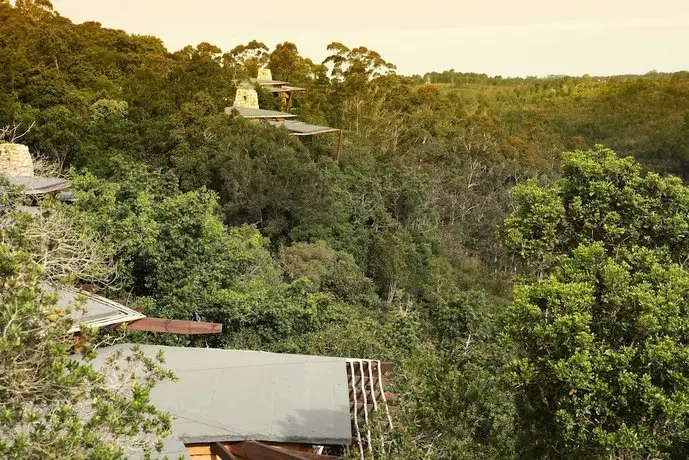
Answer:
233, 83, 260, 109
0, 143, 34, 176
257, 67, 273, 81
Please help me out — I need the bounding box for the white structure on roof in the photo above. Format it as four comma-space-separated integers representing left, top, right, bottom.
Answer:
55, 287, 145, 333
0, 143, 33, 176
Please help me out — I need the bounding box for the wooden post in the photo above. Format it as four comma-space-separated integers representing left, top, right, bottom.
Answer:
336, 130, 344, 163
211, 442, 239, 460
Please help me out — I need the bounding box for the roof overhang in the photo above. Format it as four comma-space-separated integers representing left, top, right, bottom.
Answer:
250, 78, 289, 86
226, 106, 298, 119
4, 174, 71, 195
268, 120, 342, 136
56, 286, 146, 333
267, 86, 307, 93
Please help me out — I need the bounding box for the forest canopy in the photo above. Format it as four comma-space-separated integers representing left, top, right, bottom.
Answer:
3, 1, 689, 458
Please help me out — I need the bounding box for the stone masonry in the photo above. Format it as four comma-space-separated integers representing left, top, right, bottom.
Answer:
233, 84, 260, 109
0, 143, 34, 176
257, 67, 273, 81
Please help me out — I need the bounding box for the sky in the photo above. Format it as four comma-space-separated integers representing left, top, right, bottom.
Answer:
52, 0, 689, 77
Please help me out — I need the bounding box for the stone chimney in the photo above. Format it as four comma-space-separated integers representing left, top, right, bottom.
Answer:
257, 67, 273, 81
233, 83, 259, 109
0, 143, 34, 176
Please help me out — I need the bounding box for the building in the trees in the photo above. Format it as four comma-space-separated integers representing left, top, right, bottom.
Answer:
58, 286, 222, 336
82, 344, 397, 459
251, 68, 307, 109
226, 72, 345, 159
0, 146, 223, 337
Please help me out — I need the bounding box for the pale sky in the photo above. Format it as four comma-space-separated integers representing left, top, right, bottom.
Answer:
53, 0, 689, 77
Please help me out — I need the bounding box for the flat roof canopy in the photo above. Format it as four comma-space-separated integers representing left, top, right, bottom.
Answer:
81, 344, 353, 459
269, 120, 342, 136
4, 174, 70, 195
225, 106, 297, 119
267, 85, 307, 93
250, 78, 289, 86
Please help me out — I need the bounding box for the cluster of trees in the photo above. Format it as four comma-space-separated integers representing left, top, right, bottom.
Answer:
5, 1, 689, 458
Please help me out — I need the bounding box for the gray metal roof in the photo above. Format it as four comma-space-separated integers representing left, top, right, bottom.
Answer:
250, 78, 289, 86
5, 174, 70, 194
54, 287, 145, 333
267, 85, 307, 93
268, 120, 341, 136
5, 174, 70, 195
225, 106, 297, 119
84, 344, 352, 458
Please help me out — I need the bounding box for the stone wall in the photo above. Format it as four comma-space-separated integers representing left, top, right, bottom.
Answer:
0, 143, 33, 176
233, 85, 259, 109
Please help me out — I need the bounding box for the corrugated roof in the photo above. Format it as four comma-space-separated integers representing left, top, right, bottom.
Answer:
54, 287, 145, 333
225, 106, 297, 119
81, 344, 352, 458
268, 120, 341, 136
5, 174, 70, 195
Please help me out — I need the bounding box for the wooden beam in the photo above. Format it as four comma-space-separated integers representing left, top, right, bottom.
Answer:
125, 317, 222, 334
211, 442, 240, 460
231, 441, 336, 460
336, 130, 343, 163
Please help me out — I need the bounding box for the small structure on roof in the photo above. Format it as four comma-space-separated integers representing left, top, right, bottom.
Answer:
234, 82, 261, 110
80, 344, 397, 459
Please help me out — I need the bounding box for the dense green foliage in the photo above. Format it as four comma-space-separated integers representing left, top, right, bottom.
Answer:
506, 244, 689, 458
0, 192, 174, 459
502, 148, 689, 459
5, 1, 689, 458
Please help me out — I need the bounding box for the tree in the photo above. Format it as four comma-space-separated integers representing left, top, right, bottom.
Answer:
278, 240, 377, 306
501, 147, 689, 458
323, 42, 396, 82
224, 40, 269, 78
0, 186, 174, 459
268, 41, 324, 85
2, 203, 117, 284
504, 244, 689, 458
387, 288, 516, 460
502, 146, 689, 275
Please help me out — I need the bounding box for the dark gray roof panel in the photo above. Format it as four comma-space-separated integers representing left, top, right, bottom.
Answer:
250, 78, 289, 86
267, 85, 307, 93
268, 120, 341, 136
225, 106, 297, 119
84, 344, 352, 457
5, 174, 70, 195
